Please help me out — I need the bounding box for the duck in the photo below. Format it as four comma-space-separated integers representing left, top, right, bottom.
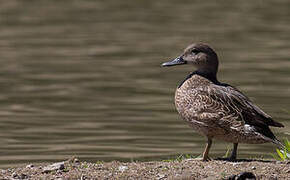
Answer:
161, 43, 284, 161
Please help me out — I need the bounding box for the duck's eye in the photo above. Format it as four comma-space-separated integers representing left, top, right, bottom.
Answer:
191, 49, 199, 54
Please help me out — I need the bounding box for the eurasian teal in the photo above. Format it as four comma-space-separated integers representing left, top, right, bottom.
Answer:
162, 43, 284, 161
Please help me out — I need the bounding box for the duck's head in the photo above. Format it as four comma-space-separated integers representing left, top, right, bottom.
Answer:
162, 43, 219, 76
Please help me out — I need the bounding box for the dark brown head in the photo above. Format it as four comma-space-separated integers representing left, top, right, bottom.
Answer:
162, 43, 219, 77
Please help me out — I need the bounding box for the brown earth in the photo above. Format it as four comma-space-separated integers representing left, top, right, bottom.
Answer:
0, 157, 289, 179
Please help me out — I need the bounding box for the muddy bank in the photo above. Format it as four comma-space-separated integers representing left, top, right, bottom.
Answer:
0, 158, 289, 179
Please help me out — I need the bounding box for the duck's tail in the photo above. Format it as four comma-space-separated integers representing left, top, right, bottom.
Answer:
272, 138, 285, 149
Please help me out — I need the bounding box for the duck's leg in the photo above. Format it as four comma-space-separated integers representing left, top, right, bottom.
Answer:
202, 137, 212, 161
229, 143, 238, 161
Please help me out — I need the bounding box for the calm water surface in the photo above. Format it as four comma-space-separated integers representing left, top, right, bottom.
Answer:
0, 0, 289, 168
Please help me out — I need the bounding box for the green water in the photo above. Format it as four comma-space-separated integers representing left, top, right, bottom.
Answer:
0, 0, 289, 168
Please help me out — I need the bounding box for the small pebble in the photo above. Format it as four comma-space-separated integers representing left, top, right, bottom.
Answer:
251, 166, 256, 170
228, 171, 256, 180
1, 169, 6, 174
74, 158, 80, 163
43, 162, 65, 173
270, 174, 278, 179
157, 173, 166, 179
20, 173, 28, 179
26, 164, 34, 168
12, 172, 18, 178
231, 162, 241, 166
118, 165, 128, 172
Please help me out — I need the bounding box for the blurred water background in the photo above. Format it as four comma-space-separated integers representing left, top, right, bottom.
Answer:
0, 0, 289, 168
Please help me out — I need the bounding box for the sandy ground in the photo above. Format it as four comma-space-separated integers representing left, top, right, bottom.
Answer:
0, 157, 289, 180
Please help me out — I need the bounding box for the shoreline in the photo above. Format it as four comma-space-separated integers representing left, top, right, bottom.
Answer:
0, 157, 289, 179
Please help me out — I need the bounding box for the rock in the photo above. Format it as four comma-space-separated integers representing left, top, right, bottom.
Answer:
20, 173, 28, 179
118, 165, 128, 172
231, 162, 242, 166
43, 162, 65, 173
10, 172, 28, 179
270, 174, 278, 180
73, 158, 80, 163
26, 164, 34, 168
251, 166, 256, 170
157, 173, 166, 179
72, 158, 80, 167
227, 172, 256, 180
12, 172, 18, 178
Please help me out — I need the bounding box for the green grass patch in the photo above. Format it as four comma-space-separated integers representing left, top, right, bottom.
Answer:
271, 139, 289, 161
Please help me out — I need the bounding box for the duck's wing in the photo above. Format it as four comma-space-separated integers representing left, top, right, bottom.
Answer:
209, 83, 284, 128
205, 83, 284, 141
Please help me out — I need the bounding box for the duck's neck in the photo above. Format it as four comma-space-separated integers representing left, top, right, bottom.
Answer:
178, 69, 219, 88
195, 69, 219, 84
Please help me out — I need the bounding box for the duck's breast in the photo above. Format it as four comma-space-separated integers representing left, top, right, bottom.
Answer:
175, 75, 209, 116
175, 75, 224, 135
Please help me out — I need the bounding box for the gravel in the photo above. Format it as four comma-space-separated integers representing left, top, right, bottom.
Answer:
0, 158, 289, 179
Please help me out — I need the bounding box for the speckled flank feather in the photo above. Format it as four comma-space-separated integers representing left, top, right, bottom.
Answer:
162, 43, 284, 160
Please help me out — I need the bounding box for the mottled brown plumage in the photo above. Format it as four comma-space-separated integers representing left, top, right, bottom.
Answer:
162, 43, 284, 161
